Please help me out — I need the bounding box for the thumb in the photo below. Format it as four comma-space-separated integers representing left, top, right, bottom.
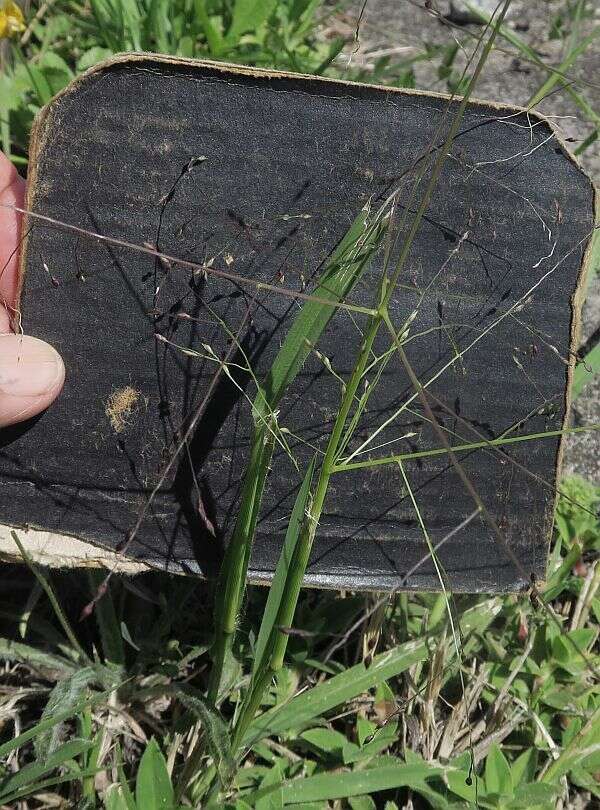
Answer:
0, 334, 65, 428
1, 150, 65, 428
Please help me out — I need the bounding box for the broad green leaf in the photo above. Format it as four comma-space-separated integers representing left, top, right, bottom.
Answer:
552, 627, 598, 672
510, 748, 538, 786
246, 637, 426, 745
256, 761, 284, 810
356, 717, 375, 748
253, 456, 316, 676
226, 0, 277, 46
507, 782, 560, 808
136, 738, 174, 810
300, 727, 350, 759
76, 47, 113, 73
177, 35, 195, 57
402, 750, 452, 810
283, 805, 327, 810
105, 784, 134, 810
245, 599, 501, 745
542, 705, 600, 783
445, 763, 480, 804
280, 763, 442, 803
344, 687, 398, 764
484, 744, 513, 797
37, 51, 74, 96
194, 0, 225, 55
348, 796, 376, 810
570, 765, 600, 800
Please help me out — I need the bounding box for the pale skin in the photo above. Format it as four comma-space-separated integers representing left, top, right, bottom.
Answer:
0, 150, 65, 427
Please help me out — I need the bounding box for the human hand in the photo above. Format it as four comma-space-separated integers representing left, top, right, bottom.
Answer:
0, 151, 65, 428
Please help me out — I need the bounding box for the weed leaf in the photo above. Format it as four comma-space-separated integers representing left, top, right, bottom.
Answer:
0, 739, 93, 803
136, 738, 174, 810
174, 687, 235, 785
35, 665, 115, 759
245, 598, 501, 745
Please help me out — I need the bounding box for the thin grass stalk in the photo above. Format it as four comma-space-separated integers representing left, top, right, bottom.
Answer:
527, 25, 600, 109
462, 2, 600, 127
231, 667, 272, 752
86, 571, 125, 667
207, 424, 275, 704
11, 531, 89, 664
228, 0, 513, 746
208, 209, 387, 700
397, 459, 476, 785
272, 0, 513, 650
202, 3, 512, 699
332, 424, 600, 471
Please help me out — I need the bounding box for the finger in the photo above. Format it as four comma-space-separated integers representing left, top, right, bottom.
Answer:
0, 334, 65, 427
0, 151, 26, 332
0, 153, 66, 426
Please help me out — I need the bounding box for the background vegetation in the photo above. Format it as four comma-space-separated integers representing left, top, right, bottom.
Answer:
0, 1, 599, 808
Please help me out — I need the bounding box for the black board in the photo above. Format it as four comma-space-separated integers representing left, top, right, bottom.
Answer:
0, 55, 594, 591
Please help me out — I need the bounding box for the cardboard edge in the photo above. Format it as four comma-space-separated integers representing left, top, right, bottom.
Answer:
554, 181, 599, 517
0, 522, 150, 574
11, 52, 597, 578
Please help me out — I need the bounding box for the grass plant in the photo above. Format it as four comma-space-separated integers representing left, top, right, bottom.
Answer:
1, 1, 600, 808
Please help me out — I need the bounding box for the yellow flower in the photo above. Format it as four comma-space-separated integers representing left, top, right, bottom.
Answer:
0, 1, 26, 40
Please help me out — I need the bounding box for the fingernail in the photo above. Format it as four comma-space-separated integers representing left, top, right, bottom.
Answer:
0, 334, 65, 397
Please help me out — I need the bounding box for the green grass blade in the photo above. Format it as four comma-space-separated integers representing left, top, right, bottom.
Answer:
260, 205, 383, 410
211, 207, 386, 697
541, 706, 600, 784
573, 343, 600, 399
464, 3, 600, 126
114, 742, 136, 810
574, 130, 598, 156
0, 768, 100, 808
135, 738, 174, 810
0, 637, 76, 677
280, 763, 442, 804
527, 26, 600, 109
213, 420, 277, 639
243, 599, 501, 745
11, 531, 89, 664
194, 0, 225, 55
245, 762, 444, 806
87, 571, 126, 667
18, 580, 42, 640
333, 424, 600, 472
252, 455, 317, 678
35, 666, 113, 760
0, 739, 93, 800
226, 0, 276, 47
